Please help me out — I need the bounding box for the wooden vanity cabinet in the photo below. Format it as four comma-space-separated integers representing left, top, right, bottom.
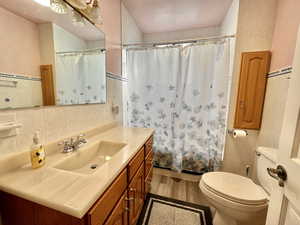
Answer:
128, 163, 145, 225
0, 192, 85, 225
0, 135, 154, 225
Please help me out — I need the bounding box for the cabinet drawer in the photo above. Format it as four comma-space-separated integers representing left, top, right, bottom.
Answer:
145, 167, 153, 196
104, 191, 128, 225
145, 136, 153, 156
145, 150, 153, 178
128, 148, 144, 182
88, 169, 127, 225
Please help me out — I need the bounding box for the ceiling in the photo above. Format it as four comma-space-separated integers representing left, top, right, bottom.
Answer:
122, 0, 233, 33
0, 0, 104, 41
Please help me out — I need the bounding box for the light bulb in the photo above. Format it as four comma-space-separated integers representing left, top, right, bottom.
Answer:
71, 9, 86, 26
50, 0, 68, 14
33, 0, 50, 7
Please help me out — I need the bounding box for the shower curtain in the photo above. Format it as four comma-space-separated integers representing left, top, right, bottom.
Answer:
56, 54, 83, 104
56, 51, 106, 105
126, 40, 231, 173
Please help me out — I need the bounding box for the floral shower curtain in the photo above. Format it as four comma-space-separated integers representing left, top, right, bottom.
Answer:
56, 51, 106, 105
126, 40, 231, 173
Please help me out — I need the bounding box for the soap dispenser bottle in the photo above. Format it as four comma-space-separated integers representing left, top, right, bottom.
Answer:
30, 131, 45, 169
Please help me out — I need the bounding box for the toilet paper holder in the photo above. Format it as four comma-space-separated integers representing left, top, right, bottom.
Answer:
227, 129, 248, 136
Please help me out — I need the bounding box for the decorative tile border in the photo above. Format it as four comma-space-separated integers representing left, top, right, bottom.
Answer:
0, 72, 129, 83
106, 72, 128, 82
0, 72, 41, 81
267, 67, 292, 78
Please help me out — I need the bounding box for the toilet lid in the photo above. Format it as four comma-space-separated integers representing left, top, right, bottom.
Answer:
202, 172, 268, 205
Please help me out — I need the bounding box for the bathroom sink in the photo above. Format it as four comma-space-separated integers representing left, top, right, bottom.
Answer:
54, 141, 127, 174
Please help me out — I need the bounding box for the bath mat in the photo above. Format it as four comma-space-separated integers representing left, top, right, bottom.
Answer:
137, 194, 212, 225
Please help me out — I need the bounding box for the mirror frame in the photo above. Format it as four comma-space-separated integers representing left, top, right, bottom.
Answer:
0, 0, 107, 111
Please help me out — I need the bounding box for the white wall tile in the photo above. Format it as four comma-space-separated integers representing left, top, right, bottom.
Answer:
15, 108, 45, 152
0, 78, 124, 157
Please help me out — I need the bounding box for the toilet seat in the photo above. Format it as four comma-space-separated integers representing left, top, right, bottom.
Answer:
201, 172, 268, 206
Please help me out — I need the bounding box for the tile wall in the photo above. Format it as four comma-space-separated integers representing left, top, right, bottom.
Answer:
0, 75, 124, 156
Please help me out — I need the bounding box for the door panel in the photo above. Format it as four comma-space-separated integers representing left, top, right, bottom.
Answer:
88, 169, 127, 225
104, 191, 128, 225
234, 51, 270, 129
266, 26, 300, 225
128, 163, 144, 225
283, 201, 300, 225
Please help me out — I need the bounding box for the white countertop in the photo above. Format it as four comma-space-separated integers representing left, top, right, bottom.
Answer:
0, 125, 154, 218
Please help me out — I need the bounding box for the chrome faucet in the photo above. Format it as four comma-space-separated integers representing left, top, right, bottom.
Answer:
58, 134, 87, 153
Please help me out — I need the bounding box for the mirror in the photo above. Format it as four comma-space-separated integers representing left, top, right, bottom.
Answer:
0, 0, 106, 109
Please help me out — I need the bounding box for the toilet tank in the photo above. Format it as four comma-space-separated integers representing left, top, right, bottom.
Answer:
256, 147, 277, 195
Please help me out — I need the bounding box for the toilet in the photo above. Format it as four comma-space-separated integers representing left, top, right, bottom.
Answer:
199, 147, 277, 225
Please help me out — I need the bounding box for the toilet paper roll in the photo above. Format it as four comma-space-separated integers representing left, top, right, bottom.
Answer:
233, 129, 248, 138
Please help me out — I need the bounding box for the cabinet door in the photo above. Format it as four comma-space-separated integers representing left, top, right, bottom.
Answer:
0, 192, 84, 225
128, 163, 144, 225
234, 51, 271, 129
144, 167, 153, 198
88, 169, 127, 225
145, 136, 153, 156
1, 192, 35, 225
104, 191, 128, 225
144, 150, 153, 179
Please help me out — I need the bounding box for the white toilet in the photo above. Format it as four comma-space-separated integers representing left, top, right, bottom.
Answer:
199, 147, 277, 225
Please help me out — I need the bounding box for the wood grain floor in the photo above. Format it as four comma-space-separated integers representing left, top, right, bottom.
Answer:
150, 168, 211, 208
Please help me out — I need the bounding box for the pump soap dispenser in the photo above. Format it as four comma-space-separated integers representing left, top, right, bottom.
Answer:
30, 131, 45, 169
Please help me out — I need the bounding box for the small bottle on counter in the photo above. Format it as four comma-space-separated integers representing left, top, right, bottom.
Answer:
30, 131, 45, 169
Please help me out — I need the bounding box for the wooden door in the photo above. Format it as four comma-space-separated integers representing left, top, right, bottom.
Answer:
128, 163, 144, 225
104, 191, 128, 225
265, 27, 300, 225
40, 65, 55, 106
234, 51, 271, 129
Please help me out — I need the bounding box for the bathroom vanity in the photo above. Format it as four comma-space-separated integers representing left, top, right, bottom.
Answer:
0, 125, 154, 225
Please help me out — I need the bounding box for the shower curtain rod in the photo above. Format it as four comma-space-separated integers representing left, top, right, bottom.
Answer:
56, 48, 106, 55
123, 34, 236, 47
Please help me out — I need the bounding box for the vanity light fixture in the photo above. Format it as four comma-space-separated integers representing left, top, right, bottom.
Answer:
50, 0, 68, 14
85, 0, 103, 24
67, 0, 88, 9
71, 9, 86, 26
79, 0, 103, 25
33, 0, 102, 25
